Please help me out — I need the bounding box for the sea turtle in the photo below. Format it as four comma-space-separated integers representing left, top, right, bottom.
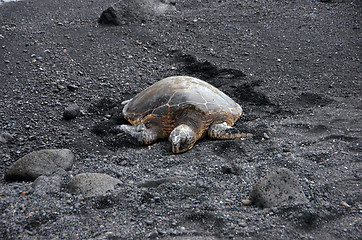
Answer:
115, 76, 251, 153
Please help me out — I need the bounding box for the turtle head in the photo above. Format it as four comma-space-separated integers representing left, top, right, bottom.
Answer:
169, 124, 197, 153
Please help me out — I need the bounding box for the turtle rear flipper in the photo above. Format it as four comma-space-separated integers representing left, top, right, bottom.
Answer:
169, 124, 197, 153
208, 122, 252, 139
114, 124, 158, 145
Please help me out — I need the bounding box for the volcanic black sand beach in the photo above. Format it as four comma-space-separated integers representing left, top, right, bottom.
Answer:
0, 0, 361, 239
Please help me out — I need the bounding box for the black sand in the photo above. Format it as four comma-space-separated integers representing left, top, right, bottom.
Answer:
1, 0, 361, 239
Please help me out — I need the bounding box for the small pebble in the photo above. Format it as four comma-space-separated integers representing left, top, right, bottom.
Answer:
341, 201, 351, 208
145, 219, 154, 226
63, 104, 80, 120
146, 231, 159, 239
242, 199, 253, 206
67, 84, 78, 91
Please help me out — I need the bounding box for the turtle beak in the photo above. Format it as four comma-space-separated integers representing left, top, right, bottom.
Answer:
169, 135, 181, 153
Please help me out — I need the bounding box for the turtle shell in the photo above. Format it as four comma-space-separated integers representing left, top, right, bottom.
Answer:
123, 76, 242, 126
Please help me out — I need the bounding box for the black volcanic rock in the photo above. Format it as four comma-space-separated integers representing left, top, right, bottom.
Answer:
99, 0, 177, 25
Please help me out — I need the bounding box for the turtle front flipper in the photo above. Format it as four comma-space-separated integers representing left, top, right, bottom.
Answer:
114, 124, 158, 145
169, 124, 197, 153
208, 122, 253, 139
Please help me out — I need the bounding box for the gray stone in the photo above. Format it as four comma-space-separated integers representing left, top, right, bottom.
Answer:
249, 168, 308, 208
0, 132, 14, 144
67, 173, 122, 197
32, 175, 62, 195
5, 149, 74, 181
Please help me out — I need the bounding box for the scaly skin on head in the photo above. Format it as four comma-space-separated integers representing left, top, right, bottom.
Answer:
169, 124, 197, 153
